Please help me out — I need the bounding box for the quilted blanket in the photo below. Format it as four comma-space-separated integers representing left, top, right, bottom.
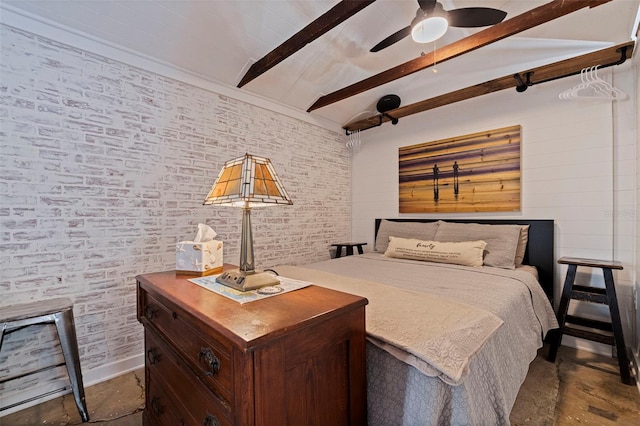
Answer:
275, 264, 503, 384
274, 254, 559, 425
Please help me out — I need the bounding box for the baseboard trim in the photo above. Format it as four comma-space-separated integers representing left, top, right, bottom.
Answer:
561, 335, 615, 357
634, 351, 640, 394
82, 353, 145, 388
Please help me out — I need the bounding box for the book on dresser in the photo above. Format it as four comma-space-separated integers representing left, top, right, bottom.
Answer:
136, 267, 368, 426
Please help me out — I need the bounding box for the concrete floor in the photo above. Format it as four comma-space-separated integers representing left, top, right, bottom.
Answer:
2, 346, 638, 425
511, 346, 639, 425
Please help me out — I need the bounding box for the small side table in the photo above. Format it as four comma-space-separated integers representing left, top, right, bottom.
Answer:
547, 256, 633, 385
332, 242, 367, 258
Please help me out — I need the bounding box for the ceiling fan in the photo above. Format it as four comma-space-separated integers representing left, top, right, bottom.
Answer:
370, 0, 507, 52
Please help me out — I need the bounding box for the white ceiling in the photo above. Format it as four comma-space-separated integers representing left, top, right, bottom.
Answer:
3, 0, 639, 129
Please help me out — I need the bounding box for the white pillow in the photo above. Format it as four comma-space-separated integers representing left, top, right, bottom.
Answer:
434, 221, 522, 269
375, 220, 439, 252
514, 225, 530, 265
384, 237, 487, 267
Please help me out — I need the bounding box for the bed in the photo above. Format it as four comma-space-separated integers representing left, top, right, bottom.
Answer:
273, 218, 558, 425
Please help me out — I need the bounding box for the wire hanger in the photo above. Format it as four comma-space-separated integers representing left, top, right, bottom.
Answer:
558, 65, 627, 101
346, 129, 362, 154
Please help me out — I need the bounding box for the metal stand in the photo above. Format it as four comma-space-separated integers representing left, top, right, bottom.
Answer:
1, 298, 90, 421
215, 206, 278, 291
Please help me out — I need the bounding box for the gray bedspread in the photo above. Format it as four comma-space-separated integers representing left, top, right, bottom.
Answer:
274, 253, 558, 425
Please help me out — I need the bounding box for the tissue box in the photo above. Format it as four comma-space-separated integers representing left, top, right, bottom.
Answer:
175, 240, 223, 276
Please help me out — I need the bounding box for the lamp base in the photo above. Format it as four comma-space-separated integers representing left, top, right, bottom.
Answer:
215, 269, 279, 292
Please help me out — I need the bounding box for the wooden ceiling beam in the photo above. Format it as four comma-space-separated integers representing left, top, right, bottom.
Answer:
343, 41, 634, 133
237, 0, 376, 88
308, 0, 612, 112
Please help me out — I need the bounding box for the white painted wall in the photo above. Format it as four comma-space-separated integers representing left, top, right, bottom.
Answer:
0, 22, 350, 413
633, 48, 640, 390
351, 62, 638, 357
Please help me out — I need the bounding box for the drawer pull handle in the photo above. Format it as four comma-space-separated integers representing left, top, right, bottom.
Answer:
145, 306, 157, 321
147, 348, 158, 365
150, 396, 162, 416
198, 347, 220, 376
203, 414, 220, 426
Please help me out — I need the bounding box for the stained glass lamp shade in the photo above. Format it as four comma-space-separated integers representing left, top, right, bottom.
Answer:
203, 154, 292, 291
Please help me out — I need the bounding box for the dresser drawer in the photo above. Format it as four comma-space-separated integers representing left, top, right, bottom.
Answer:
145, 367, 189, 426
145, 329, 232, 426
140, 290, 233, 402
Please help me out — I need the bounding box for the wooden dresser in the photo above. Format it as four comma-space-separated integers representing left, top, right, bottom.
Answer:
136, 269, 368, 426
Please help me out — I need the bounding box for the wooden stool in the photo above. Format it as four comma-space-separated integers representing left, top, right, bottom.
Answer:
1, 298, 90, 421
547, 257, 633, 385
331, 242, 367, 258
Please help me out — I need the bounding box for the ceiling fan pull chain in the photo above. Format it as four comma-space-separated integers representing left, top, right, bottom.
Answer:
432, 41, 438, 73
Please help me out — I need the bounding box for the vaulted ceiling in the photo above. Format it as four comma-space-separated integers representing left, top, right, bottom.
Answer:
4, 0, 639, 130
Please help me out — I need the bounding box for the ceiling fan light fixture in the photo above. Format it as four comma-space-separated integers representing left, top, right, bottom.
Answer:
411, 15, 448, 43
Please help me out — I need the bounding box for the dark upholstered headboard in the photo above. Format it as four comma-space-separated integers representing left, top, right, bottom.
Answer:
374, 219, 555, 302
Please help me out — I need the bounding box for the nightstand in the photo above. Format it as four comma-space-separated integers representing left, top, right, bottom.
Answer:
547, 257, 633, 385
137, 268, 368, 425
332, 242, 367, 258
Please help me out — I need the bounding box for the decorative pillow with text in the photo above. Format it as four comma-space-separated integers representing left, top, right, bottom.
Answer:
384, 237, 487, 267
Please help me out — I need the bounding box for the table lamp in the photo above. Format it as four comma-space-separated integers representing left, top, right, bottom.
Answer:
203, 153, 292, 291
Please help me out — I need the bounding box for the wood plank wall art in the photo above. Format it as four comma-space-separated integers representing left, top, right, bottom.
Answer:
399, 125, 521, 213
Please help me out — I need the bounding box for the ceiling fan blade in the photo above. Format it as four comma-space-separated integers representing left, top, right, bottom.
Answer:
370, 26, 411, 52
417, 0, 436, 13
447, 8, 507, 28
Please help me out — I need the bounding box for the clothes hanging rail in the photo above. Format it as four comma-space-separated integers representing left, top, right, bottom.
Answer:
512, 45, 629, 93
345, 112, 398, 136
341, 42, 634, 135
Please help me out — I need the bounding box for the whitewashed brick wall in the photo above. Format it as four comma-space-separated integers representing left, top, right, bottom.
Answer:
0, 23, 350, 408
